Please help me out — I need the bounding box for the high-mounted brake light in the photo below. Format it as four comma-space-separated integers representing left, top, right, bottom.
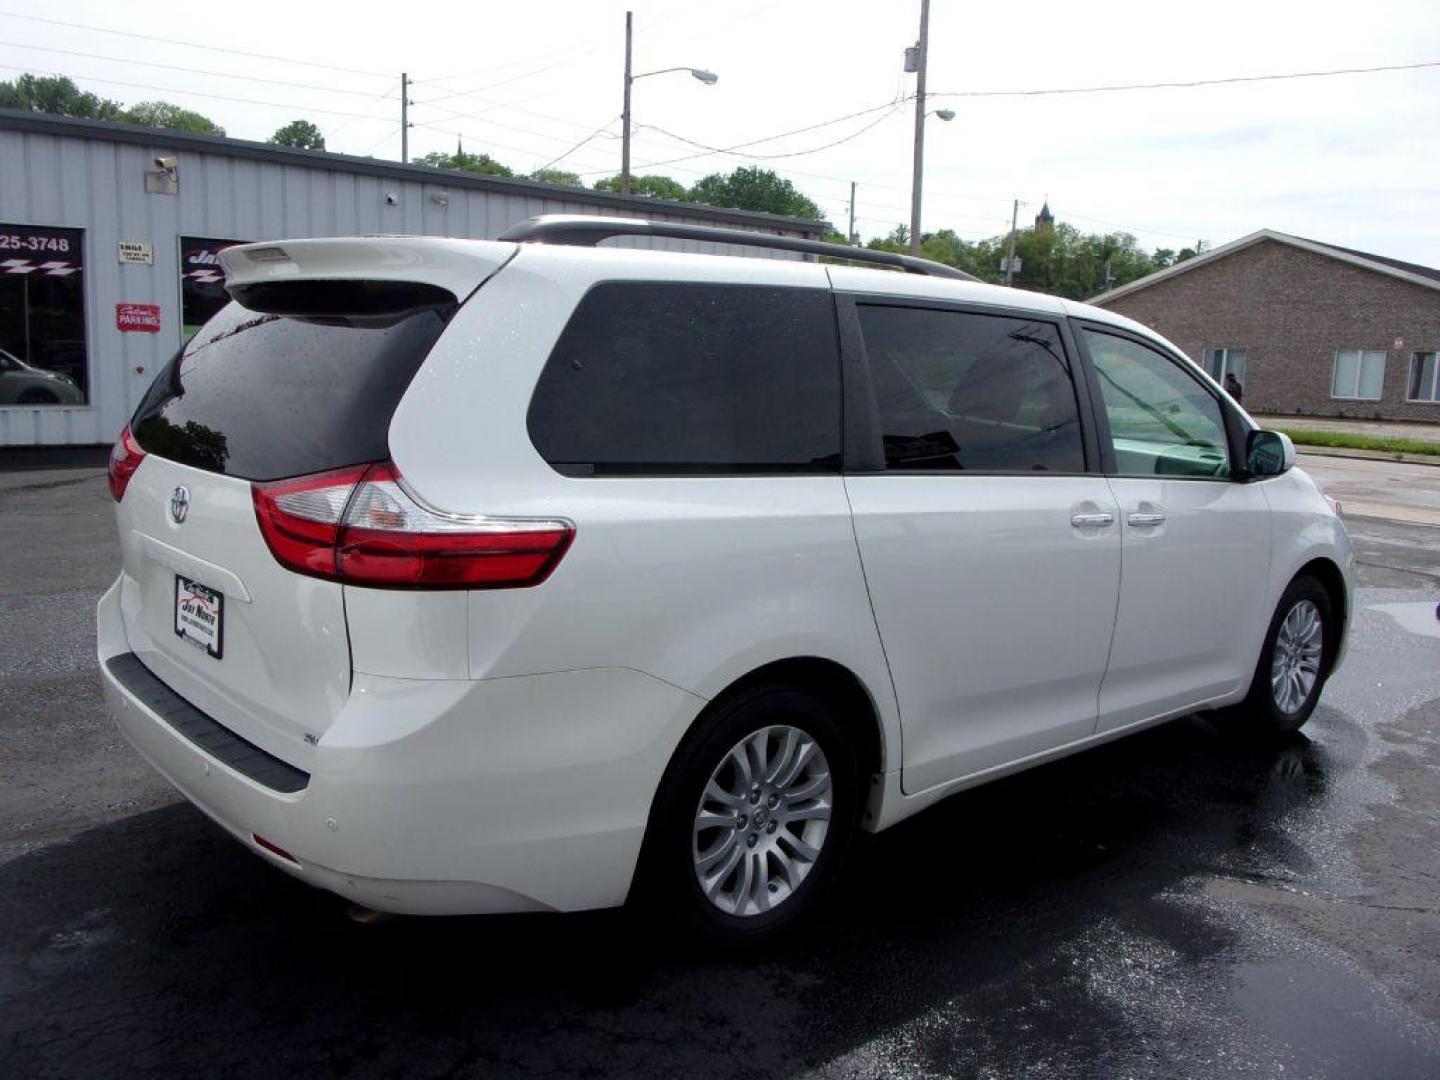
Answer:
107, 424, 147, 502
252, 463, 573, 589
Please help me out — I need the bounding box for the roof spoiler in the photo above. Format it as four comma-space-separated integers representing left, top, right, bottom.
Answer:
218, 236, 517, 301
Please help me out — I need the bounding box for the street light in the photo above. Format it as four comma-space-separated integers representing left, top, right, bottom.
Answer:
621, 11, 717, 195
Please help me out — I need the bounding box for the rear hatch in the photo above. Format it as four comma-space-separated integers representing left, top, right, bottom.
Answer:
112, 237, 512, 769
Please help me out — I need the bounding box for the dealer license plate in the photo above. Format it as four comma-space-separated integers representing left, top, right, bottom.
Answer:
174, 576, 223, 659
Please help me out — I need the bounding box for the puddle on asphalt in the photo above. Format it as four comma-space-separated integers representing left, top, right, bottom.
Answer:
1369, 601, 1440, 639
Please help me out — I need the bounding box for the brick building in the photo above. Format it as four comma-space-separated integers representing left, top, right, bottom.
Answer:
1090, 230, 1440, 423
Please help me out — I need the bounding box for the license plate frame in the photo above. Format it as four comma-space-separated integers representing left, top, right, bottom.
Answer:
174, 575, 224, 659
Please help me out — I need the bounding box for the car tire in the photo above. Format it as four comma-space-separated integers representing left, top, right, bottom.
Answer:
17, 388, 59, 405
1224, 575, 1333, 739
637, 683, 860, 944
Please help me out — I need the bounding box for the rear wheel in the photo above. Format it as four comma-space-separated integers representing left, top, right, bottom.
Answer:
1227, 575, 1333, 737
639, 685, 859, 942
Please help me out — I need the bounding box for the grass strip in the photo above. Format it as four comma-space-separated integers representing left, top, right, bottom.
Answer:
1278, 429, 1440, 457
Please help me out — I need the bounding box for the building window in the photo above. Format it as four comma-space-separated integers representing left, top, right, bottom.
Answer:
1202, 346, 1247, 385
1409, 352, 1439, 403
0, 223, 87, 406
1331, 349, 1386, 401
180, 237, 247, 339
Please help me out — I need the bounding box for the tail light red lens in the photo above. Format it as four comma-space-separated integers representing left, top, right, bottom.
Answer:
252, 462, 573, 590
107, 425, 147, 502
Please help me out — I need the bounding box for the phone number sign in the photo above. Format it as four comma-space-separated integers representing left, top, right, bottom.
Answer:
0, 223, 84, 274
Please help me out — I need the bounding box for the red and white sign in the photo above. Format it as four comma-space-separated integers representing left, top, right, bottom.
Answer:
116, 302, 162, 333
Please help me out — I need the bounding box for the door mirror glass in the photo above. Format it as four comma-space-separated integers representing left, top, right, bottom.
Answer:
1246, 429, 1294, 477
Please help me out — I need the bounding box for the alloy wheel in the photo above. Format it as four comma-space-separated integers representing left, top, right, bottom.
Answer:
1270, 598, 1323, 714
691, 724, 833, 917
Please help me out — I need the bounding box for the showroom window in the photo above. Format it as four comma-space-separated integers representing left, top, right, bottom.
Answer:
0, 223, 87, 406
1408, 352, 1439, 403
1331, 349, 1386, 400
180, 237, 247, 339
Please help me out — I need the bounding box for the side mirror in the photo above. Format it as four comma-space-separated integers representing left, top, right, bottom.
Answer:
1246, 429, 1295, 477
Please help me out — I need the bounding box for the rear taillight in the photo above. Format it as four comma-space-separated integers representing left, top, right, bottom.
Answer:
252, 462, 573, 589
107, 425, 146, 502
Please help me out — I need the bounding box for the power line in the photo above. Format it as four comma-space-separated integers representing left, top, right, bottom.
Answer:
536, 117, 620, 173
633, 106, 902, 165
411, 122, 617, 175
2, 41, 395, 98
0, 9, 393, 79
929, 59, 1440, 100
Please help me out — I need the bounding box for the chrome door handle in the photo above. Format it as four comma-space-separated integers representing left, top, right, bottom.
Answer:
1127, 512, 1166, 527
1070, 512, 1115, 528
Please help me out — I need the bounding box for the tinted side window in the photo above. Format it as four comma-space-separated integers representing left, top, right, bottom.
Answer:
1082, 329, 1230, 479
527, 283, 841, 475
857, 306, 1084, 472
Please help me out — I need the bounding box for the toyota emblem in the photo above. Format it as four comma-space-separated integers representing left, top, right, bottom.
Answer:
169, 485, 190, 524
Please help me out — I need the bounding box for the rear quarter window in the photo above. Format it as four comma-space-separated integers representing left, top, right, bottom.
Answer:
526, 282, 841, 475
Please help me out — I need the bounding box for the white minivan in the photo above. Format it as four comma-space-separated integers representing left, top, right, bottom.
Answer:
98, 217, 1352, 939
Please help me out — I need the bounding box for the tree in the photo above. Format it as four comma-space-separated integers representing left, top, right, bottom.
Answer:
416, 149, 513, 177
270, 120, 325, 150
124, 101, 225, 136
0, 74, 126, 121
593, 174, 689, 201
527, 168, 584, 187
687, 167, 823, 220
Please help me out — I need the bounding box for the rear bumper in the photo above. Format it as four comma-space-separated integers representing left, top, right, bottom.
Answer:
97, 578, 704, 914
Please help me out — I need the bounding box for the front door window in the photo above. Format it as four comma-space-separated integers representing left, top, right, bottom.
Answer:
1084, 330, 1230, 479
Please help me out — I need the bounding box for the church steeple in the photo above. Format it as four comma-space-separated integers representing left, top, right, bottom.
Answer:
1034, 200, 1054, 233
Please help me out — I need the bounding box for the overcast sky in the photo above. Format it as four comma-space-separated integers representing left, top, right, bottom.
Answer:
3, 0, 1438, 262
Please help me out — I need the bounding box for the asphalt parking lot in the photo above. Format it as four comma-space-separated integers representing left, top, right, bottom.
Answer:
3, 460, 1439, 1079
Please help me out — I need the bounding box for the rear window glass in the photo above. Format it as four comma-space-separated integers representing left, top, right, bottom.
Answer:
526, 282, 841, 475
131, 296, 454, 480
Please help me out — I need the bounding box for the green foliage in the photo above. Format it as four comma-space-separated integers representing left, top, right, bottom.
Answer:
270, 120, 325, 150
123, 101, 225, 136
1276, 429, 1440, 457
0, 73, 226, 135
416, 149, 514, 177
593, 174, 690, 201
0, 74, 126, 120
687, 167, 824, 220
528, 168, 585, 187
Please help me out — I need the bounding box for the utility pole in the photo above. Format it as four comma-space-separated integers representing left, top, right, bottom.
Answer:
1004, 198, 1019, 285
400, 72, 411, 164
621, 11, 634, 195
848, 181, 857, 245
908, 0, 931, 256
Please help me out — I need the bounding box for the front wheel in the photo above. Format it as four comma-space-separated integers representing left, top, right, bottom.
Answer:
638, 685, 859, 942
1227, 576, 1333, 737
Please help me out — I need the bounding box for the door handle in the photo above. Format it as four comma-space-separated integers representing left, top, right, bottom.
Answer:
1070, 512, 1115, 528
1127, 512, 1166, 527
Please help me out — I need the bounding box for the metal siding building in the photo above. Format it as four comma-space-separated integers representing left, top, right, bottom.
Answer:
0, 109, 825, 448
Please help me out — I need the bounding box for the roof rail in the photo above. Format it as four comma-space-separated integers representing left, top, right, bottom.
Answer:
498, 215, 977, 281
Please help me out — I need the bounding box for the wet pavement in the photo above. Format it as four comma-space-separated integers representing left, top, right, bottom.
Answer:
2, 473, 1439, 1079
